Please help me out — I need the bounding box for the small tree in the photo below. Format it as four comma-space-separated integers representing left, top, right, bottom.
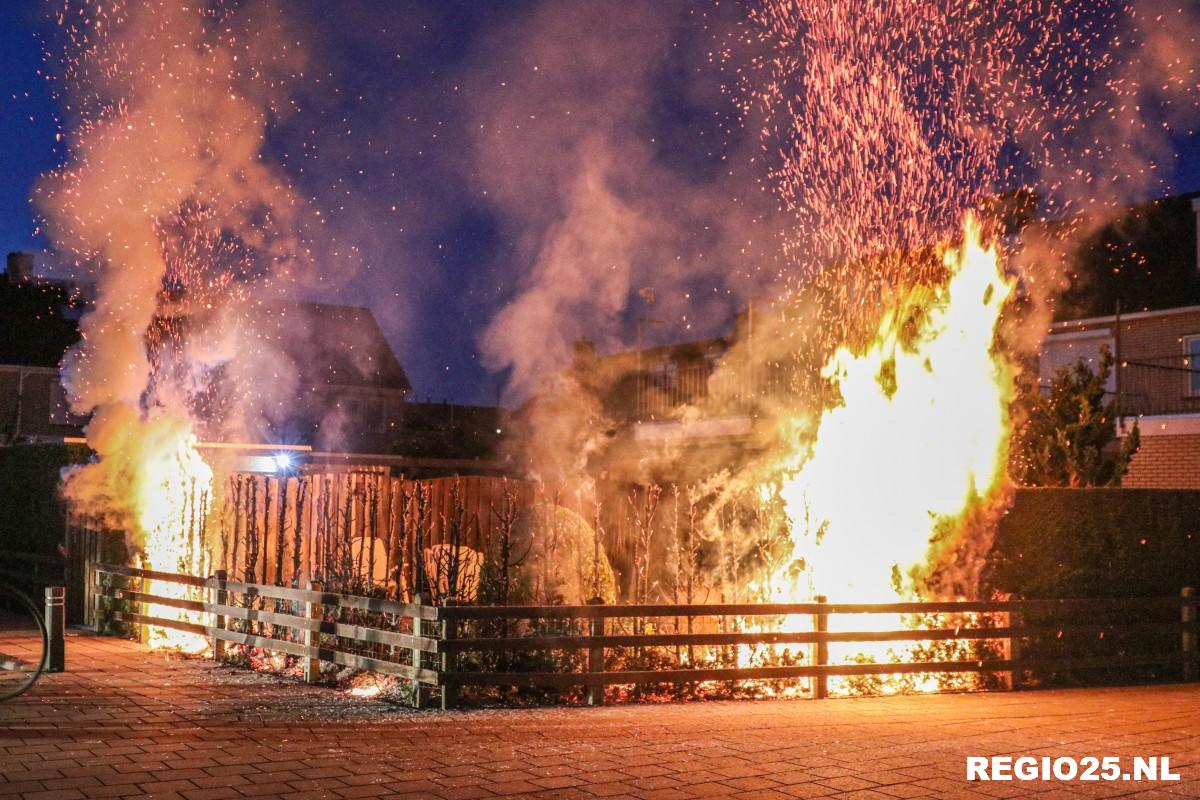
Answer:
1015, 346, 1140, 487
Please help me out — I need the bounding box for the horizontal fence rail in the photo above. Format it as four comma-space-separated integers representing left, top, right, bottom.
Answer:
91, 563, 1199, 709
93, 563, 441, 702
435, 597, 1193, 619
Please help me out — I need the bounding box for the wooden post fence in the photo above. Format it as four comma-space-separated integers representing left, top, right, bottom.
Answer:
812, 594, 828, 699
411, 594, 430, 708
89, 563, 1200, 710
1183, 586, 1196, 682
211, 570, 227, 662
587, 597, 605, 706
304, 580, 323, 684
441, 604, 458, 710
1008, 607, 1023, 691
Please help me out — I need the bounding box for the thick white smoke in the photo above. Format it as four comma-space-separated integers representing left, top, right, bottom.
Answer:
36, 0, 306, 536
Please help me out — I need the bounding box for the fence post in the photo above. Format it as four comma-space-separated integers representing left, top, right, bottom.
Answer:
44, 586, 65, 673
440, 603, 458, 710
138, 573, 148, 645
303, 580, 322, 684
1183, 587, 1196, 682
1008, 608, 1023, 691
92, 567, 106, 633
411, 594, 430, 709
586, 597, 605, 706
84, 543, 94, 629
211, 570, 227, 662
84, 549, 94, 630
812, 594, 828, 700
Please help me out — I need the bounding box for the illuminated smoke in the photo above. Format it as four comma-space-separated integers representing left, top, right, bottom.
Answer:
36, 0, 306, 553
473, 0, 783, 404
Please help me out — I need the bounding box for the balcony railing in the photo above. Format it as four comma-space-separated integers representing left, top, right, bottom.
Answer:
1118, 354, 1200, 417
632, 351, 1200, 423
634, 362, 792, 420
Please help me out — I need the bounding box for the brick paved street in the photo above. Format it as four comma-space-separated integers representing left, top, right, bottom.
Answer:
1, 633, 1199, 799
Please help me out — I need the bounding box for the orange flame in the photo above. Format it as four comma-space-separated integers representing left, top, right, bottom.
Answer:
757, 216, 1016, 692
780, 214, 1013, 601
135, 412, 213, 653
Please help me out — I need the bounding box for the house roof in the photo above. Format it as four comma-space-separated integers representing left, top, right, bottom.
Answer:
1051, 191, 1200, 321
256, 301, 411, 392
0, 277, 80, 368
0, 274, 410, 394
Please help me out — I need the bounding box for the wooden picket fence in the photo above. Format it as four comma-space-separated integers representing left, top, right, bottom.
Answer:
93, 563, 1199, 709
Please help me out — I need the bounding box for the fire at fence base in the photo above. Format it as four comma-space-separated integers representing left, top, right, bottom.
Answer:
92, 563, 1200, 708
66, 219, 1023, 670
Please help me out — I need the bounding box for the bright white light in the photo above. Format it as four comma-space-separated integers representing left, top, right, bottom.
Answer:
272, 453, 293, 472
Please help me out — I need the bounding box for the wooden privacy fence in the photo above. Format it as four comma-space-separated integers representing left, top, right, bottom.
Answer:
213, 472, 534, 594
92, 563, 1199, 709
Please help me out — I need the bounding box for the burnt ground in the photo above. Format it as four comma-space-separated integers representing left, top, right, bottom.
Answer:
1, 632, 1200, 799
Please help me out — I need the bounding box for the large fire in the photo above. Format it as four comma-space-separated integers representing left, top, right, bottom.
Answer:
130, 410, 213, 652
778, 215, 1014, 602
39, 0, 293, 656
746, 216, 1016, 693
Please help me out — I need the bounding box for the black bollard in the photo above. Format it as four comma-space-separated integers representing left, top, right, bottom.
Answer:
44, 586, 65, 673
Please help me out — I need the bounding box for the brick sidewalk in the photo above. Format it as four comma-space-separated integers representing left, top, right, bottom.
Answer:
1, 633, 1199, 799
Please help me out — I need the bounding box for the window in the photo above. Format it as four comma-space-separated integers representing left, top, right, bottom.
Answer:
340, 397, 362, 422
1040, 331, 1115, 393
1184, 336, 1200, 396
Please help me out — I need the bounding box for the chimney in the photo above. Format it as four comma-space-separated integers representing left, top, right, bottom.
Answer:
5, 252, 33, 285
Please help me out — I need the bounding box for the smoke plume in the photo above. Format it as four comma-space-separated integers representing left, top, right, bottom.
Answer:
471, 0, 784, 404
36, 0, 307, 537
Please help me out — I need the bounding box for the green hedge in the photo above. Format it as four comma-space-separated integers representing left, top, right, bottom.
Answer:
987, 488, 1200, 687
988, 488, 1200, 599
0, 444, 90, 555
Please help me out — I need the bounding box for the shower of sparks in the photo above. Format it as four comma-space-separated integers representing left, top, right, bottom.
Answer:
740, 0, 1200, 337
717, 0, 1200, 693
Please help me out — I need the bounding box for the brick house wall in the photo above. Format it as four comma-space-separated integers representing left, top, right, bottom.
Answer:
1122, 431, 1200, 489
1115, 308, 1200, 356
1048, 306, 1200, 366
1046, 306, 1200, 418
1046, 306, 1200, 489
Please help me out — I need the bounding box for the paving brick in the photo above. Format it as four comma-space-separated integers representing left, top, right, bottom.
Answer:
1, 635, 1199, 800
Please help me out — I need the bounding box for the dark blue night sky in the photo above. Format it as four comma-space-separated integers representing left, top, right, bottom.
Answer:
2, 0, 1199, 405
